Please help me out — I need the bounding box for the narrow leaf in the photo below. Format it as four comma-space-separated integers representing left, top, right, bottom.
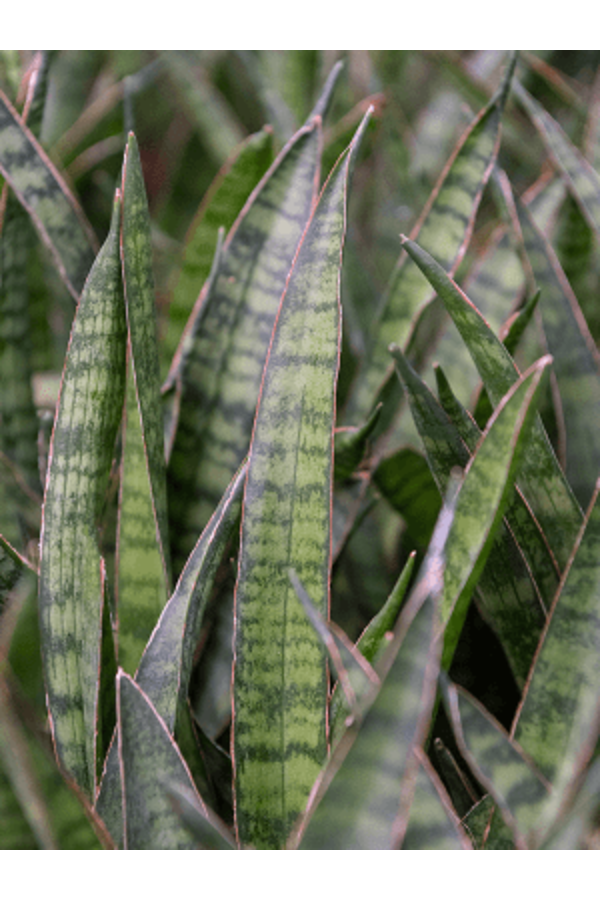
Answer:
166, 115, 322, 573
516, 197, 600, 508
166, 782, 236, 850
443, 678, 550, 847
400, 235, 582, 572
345, 53, 514, 428
293, 492, 453, 851
95, 461, 245, 845
289, 567, 379, 721
0, 88, 97, 300
117, 670, 206, 850
232, 111, 371, 850
514, 80, 600, 240
401, 748, 472, 850
392, 345, 549, 685
38, 195, 127, 800
295, 594, 441, 849
439, 356, 551, 672
164, 126, 274, 373
513, 481, 600, 806
116, 133, 171, 672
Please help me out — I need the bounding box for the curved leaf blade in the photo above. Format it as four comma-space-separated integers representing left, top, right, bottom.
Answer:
443, 678, 550, 847
95, 460, 245, 844
440, 356, 552, 672
345, 54, 514, 429
116, 670, 206, 850
516, 197, 600, 508
401, 235, 582, 571
116, 133, 171, 673
292, 490, 455, 851
166, 116, 322, 573
38, 196, 127, 799
513, 481, 600, 805
514, 80, 600, 239
232, 111, 371, 850
0, 88, 97, 300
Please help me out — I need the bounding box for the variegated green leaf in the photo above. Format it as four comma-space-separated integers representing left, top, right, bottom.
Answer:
0, 88, 97, 300
166, 117, 322, 575
400, 235, 582, 572
38, 195, 127, 800
516, 197, 600, 508
166, 782, 237, 850
116, 670, 207, 850
292, 491, 454, 850
95, 460, 245, 845
163, 126, 274, 373
513, 481, 600, 810
116, 133, 171, 673
439, 356, 551, 672
392, 345, 549, 685
443, 677, 551, 848
344, 53, 515, 431
232, 111, 370, 850
401, 748, 472, 850
514, 80, 600, 240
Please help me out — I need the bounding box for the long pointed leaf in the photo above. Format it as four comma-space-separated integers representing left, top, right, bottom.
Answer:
232, 111, 371, 850
516, 197, 600, 508
116, 670, 206, 850
116, 133, 171, 673
166, 116, 322, 574
392, 345, 549, 685
514, 80, 600, 240
401, 748, 472, 850
400, 235, 582, 571
345, 53, 514, 430
443, 677, 550, 848
38, 195, 127, 800
439, 356, 551, 673
292, 487, 455, 850
95, 460, 245, 845
0, 88, 97, 300
513, 481, 600, 801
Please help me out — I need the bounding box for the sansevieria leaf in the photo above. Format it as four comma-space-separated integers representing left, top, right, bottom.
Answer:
38, 194, 127, 800
400, 235, 582, 572
0, 88, 97, 300
344, 53, 515, 433
232, 109, 371, 850
116, 133, 171, 674
165, 116, 322, 573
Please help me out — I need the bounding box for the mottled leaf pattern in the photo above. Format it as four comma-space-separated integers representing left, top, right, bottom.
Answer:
0, 88, 97, 299
232, 112, 370, 850
38, 196, 126, 799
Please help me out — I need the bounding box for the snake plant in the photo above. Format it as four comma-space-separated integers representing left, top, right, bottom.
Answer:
2, 49, 600, 850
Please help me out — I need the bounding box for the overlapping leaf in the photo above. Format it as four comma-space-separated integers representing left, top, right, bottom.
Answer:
512, 482, 600, 814
514, 80, 600, 240
443, 677, 550, 848
401, 236, 582, 572
116, 670, 210, 850
165, 115, 322, 574
96, 461, 245, 845
38, 195, 127, 800
344, 53, 515, 433
391, 345, 550, 685
232, 110, 371, 850
0, 88, 97, 300
515, 197, 600, 508
291, 490, 455, 850
116, 133, 171, 674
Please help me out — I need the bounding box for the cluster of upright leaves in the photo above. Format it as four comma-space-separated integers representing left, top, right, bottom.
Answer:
4, 50, 600, 850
